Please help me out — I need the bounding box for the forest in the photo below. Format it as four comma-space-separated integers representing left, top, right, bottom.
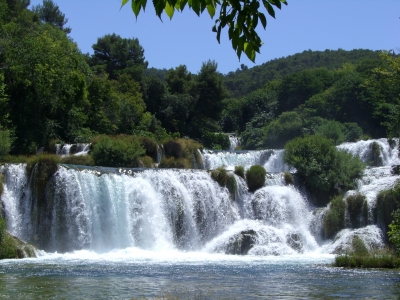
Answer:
0, 0, 399, 161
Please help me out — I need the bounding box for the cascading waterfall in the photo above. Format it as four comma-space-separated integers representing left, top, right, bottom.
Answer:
228, 134, 240, 151
1, 138, 399, 256
55, 143, 91, 156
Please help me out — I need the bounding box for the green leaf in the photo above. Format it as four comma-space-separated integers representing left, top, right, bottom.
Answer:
259, 12, 267, 29
153, 0, 166, 17
269, 0, 282, 9
131, 0, 142, 17
165, 2, 174, 19
121, 0, 129, 8
206, 4, 215, 18
244, 42, 255, 62
262, 0, 275, 18
190, 0, 201, 15
178, 0, 188, 10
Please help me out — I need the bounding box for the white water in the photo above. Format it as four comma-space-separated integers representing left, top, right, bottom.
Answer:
55, 143, 91, 156
338, 138, 400, 166
1, 138, 399, 259
201, 149, 293, 172
229, 134, 240, 151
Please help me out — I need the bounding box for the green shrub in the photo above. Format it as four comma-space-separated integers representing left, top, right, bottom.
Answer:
61, 155, 95, 166
139, 137, 159, 161
284, 135, 365, 204
211, 167, 228, 187
284, 172, 294, 185
334, 248, 400, 268
0, 217, 36, 259
323, 196, 346, 239
370, 142, 383, 166
346, 193, 368, 228
0, 129, 12, 161
314, 120, 346, 145
158, 157, 191, 169
164, 139, 185, 158
388, 209, 400, 254
202, 131, 230, 150
91, 135, 145, 167
376, 183, 400, 236
0, 218, 17, 259
351, 236, 369, 255
246, 165, 266, 192
226, 174, 238, 198
210, 167, 237, 199
139, 155, 154, 168
162, 138, 203, 169
234, 166, 245, 179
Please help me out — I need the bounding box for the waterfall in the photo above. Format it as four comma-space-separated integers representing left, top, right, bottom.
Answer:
55, 143, 91, 156
338, 138, 400, 166
229, 134, 240, 151
201, 150, 274, 170
2, 138, 399, 256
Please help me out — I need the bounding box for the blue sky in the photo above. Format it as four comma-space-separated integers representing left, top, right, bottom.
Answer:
29, 0, 400, 74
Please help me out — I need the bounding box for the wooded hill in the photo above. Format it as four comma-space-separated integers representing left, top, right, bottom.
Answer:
0, 0, 399, 160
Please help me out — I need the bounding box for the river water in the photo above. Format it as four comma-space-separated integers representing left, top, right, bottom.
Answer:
2, 252, 400, 299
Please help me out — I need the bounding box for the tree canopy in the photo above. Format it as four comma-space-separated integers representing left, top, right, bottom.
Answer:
121, 0, 287, 62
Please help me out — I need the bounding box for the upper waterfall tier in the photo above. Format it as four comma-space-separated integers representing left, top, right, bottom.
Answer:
338, 138, 400, 166
201, 149, 293, 172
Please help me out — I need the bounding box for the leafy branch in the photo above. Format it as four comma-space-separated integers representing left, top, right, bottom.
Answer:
121, 0, 287, 62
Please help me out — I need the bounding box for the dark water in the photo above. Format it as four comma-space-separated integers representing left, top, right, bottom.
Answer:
1, 252, 400, 299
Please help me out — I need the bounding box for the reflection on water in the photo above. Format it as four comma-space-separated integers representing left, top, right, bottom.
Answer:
1, 254, 400, 299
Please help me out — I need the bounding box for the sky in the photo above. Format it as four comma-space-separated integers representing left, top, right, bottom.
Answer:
29, 0, 400, 75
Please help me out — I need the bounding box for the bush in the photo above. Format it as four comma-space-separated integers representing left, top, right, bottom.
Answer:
91, 135, 145, 167
376, 183, 400, 236
323, 196, 346, 239
284, 172, 294, 185
211, 167, 228, 187
314, 120, 346, 145
388, 209, 400, 254
61, 155, 95, 166
234, 166, 245, 179
158, 157, 191, 169
139, 155, 154, 168
139, 136, 159, 161
334, 248, 400, 268
284, 135, 365, 204
346, 193, 368, 228
370, 142, 383, 166
161, 138, 203, 169
0, 129, 12, 160
202, 131, 230, 150
246, 165, 266, 192
351, 235, 369, 256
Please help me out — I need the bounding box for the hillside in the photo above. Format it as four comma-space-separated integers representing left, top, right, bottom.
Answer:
224, 49, 382, 98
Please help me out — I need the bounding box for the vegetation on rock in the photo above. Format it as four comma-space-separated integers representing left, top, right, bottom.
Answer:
246, 165, 266, 192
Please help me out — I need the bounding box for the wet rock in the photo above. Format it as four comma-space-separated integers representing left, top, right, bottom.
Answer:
286, 233, 304, 253
226, 230, 256, 255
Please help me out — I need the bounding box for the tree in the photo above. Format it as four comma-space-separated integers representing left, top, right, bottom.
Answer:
90, 33, 148, 81
2, 19, 90, 152
121, 0, 287, 62
284, 135, 365, 204
31, 0, 71, 33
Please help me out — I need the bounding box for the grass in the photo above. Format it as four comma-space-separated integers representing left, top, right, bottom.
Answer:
334, 250, 400, 268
